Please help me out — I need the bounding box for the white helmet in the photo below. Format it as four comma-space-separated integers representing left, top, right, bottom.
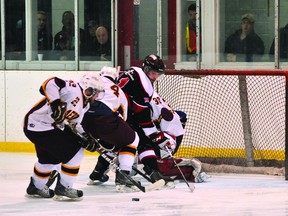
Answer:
100, 66, 119, 81
79, 72, 104, 99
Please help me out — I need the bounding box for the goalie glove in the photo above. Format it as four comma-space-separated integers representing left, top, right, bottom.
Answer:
50, 99, 67, 124
149, 132, 176, 153
78, 133, 98, 152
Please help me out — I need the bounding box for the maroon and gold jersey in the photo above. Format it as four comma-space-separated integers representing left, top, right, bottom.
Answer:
23, 77, 89, 133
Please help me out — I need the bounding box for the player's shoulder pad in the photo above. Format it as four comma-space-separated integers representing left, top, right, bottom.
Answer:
161, 108, 174, 121
122, 69, 136, 81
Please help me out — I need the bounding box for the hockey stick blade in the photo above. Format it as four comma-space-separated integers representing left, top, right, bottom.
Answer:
144, 179, 165, 192
45, 170, 59, 188
98, 148, 165, 192
132, 166, 153, 183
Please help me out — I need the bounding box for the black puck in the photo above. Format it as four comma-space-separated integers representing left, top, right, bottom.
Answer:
132, 198, 140, 201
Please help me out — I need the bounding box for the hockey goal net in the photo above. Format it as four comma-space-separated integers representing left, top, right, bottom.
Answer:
155, 69, 288, 179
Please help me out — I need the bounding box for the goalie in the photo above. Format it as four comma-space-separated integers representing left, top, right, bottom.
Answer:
150, 91, 210, 183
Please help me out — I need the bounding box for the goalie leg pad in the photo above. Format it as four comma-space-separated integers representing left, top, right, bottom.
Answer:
157, 158, 195, 182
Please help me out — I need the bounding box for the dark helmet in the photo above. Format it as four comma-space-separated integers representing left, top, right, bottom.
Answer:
142, 54, 165, 74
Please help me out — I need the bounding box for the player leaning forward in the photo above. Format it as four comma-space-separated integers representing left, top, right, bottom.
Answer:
23, 73, 104, 200
150, 91, 210, 183
118, 54, 174, 183
81, 66, 140, 191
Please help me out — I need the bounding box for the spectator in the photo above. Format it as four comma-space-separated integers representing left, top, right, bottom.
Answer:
95, 26, 111, 61
186, 3, 197, 61
81, 20, 99, 58
52, 33, 73, 60
224, 13, 264, 62
269, 24, 288, 60
86, 20, 98, 44
54, 11, 85, 51
15, 19, 25, 52
6, 19, 25, 60
38, 11, 52, 51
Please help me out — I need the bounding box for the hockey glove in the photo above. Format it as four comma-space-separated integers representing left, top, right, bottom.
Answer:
163, 133, 176, 152
150, 132, 168, 149
50, 99, 67, 124
79, 133, 98, 152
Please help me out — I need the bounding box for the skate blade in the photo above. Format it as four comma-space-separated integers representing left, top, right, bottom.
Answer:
25, 194, 52, 199
87, 180, 106, 186
115, 185, 140, 193
53, 195, 83, 201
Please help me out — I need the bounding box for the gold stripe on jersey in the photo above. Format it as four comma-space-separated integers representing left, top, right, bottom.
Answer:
113, 103, 126, 120
61, 164, 80, 176
33, 166, 52, 179
119, 144, 137, 156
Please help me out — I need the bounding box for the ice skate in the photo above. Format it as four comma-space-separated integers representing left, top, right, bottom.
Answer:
144, 166, 175, 189
26, 177, 55, 198
87, 170, 109, 185
115, 170, 140, 192
150, 170, 175, 189
53, 176, 83, 201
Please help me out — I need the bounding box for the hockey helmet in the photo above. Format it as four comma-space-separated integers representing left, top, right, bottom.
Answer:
79, 72, 105, 99
142, 54, 165, 74
100, 66, 119, 82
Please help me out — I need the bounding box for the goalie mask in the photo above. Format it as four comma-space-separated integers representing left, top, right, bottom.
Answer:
79, 72, 105, 99
142, 54, 165, 75
100, 66, 119, 82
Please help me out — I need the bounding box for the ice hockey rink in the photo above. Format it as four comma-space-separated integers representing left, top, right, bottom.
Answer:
1, 152, 288, 216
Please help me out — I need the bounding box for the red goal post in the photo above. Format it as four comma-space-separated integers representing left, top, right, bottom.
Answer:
155, 69, 288, 180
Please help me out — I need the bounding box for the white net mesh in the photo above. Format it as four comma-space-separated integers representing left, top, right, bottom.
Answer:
155, 72, 286, 175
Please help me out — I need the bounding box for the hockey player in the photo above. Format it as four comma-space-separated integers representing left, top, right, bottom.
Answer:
150, 91, 210, 183
23, 73, 104, 200
81, 66, 140, 191
118, 54, 174, 184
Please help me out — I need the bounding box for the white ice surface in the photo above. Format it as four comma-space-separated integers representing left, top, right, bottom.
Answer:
0, 152, 288, 216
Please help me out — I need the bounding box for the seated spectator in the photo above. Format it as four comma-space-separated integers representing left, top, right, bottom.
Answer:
54, 11, 85, 51
38, 11, 52, 51
86, 20, 98, 44
269, 24, 288, 60
224, 13, 264, 62
6, 19, 25, 60
50, 33, 73, 60
95, 26, 111, 61
81, 20, 99, 58
15, 19, 25, 52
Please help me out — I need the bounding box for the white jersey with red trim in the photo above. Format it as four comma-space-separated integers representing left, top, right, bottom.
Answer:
24, 77, 89, 132
150, 91, 184, 137
98, 76, 128, 120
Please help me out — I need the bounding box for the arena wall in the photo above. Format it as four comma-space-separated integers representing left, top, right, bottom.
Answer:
0, 70, 94, 153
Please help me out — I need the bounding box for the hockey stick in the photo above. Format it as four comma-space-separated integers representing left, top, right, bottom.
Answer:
98, 151, 154, 183
104, 150, 154, 183
132, 166, 153, 183
64, 121, 165, 192
164, 146, 195, 192
45, 170, 59, 189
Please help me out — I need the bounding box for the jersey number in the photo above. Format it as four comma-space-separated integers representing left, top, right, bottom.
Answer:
110, 85, 120, 97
